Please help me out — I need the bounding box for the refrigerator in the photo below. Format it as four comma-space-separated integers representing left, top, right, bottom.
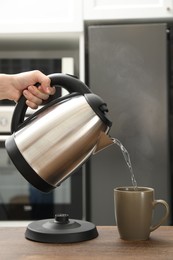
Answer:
85, 22, 171, 225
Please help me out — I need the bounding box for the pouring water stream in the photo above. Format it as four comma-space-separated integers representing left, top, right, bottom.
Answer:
113, 138, 138, 189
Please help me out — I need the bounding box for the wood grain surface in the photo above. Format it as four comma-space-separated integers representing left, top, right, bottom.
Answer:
0, 226, 173, 260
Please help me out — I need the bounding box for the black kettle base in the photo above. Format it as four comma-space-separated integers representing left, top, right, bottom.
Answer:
25, 214, 98, 243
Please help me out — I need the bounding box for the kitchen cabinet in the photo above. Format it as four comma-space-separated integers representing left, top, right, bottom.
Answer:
0, 0, 83, 33
1, 1, 173, 34
84, 0, 173, 20
0, 0, 85, 80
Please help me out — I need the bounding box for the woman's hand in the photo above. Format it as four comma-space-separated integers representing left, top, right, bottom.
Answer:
0, 70, 56, 109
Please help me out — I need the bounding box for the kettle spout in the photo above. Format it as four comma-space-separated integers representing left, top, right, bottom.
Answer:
94, 132, 115, 154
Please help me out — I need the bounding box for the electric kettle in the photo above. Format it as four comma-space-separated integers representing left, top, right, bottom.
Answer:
5, 73, 114, 193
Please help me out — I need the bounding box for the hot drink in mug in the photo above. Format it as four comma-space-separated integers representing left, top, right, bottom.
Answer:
114, 187, 169, 241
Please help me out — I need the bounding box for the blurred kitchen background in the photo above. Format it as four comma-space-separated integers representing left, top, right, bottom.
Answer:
0, 1, 173, 225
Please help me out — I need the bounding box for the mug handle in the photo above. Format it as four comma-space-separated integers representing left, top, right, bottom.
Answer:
150, 199, 169, 232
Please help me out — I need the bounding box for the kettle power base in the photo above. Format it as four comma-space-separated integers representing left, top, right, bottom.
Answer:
25, 215, 98, 243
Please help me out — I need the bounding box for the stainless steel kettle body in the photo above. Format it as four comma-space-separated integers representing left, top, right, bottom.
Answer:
5, 74, 113, 192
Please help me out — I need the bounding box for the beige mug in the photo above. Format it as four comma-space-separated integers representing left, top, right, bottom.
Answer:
114, 187, 169, 241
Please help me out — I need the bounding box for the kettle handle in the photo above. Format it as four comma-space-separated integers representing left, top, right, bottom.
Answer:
11, 73, 91, 132
49, 73, 91, 94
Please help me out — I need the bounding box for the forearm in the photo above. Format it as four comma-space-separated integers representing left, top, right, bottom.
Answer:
0, 74, 19, 101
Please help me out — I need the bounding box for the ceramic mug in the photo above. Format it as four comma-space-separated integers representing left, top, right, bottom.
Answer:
114, 187, 169, 241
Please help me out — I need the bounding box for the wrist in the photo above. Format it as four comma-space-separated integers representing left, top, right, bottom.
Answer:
0, 74, 20, 101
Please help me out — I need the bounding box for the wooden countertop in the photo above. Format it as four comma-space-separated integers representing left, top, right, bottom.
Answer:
0, 226, 173, 260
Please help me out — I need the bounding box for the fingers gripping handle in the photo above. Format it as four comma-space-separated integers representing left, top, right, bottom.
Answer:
11, 73, 91, 132
150, 199, 169, 232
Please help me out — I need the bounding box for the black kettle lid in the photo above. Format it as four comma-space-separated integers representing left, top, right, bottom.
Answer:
85, 93, 112, 127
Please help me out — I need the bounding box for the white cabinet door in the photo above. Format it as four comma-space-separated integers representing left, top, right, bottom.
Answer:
84, 0, 173, 20
0, 0, 83, 33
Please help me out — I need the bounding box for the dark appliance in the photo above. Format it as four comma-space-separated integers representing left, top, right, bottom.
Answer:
0, 58, 83, 220
85, 20, 172, 225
